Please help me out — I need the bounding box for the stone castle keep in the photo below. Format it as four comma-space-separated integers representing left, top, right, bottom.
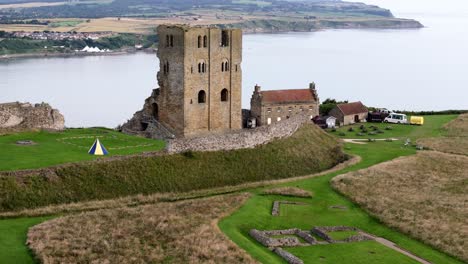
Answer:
122, 24, 320, 139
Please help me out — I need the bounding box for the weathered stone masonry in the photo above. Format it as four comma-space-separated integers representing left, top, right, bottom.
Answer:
0, 102, 65, 133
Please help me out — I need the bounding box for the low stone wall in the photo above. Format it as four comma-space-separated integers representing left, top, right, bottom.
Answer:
167, 114, 310, 153
0, 102, 64, 133
249, 228, 316, 248
273, 248, 304, 264
272, 201, 308, 216
311, 226, 372, 243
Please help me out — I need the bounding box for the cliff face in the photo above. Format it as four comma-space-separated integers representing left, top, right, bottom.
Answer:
0, 102, 65, 133
218, 18, 423, 34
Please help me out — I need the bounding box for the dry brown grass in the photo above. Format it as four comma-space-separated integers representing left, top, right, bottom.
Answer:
332, 151, 468, 262
418, 114, 468, 156
418, 137, 468, 156
262, 187, 313, 198
27, 193, 257, 264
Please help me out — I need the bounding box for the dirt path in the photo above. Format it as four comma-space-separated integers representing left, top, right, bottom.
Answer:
342, 138, 399, 144
362, 232, 432, 264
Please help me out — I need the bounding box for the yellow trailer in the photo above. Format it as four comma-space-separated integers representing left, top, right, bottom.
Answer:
410, 116, 424, 125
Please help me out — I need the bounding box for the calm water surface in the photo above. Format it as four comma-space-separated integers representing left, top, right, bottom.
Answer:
1, 1, 467, 127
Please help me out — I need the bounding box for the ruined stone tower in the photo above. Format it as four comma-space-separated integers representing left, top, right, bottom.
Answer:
156, 25, 243, 137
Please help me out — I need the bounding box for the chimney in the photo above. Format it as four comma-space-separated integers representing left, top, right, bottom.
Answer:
254, 84, 261, 93
309, 82, 316, 90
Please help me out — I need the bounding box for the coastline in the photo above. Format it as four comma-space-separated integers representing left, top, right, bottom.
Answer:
0, 18, 423, 61
0, 48, 156, 62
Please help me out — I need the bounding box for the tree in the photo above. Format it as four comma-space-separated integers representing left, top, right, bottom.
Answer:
319, 98, 348, 115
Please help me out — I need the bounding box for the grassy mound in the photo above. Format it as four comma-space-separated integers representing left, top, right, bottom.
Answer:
0, 124, 346, 212
0, 128, 165, 171
417, 114, 468, 155
332, 151, 468, 262
27, 194, 255, 263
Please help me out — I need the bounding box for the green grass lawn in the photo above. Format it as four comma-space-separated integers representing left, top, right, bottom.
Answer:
219, 115, 462, 264
0, 217, 52, 264
328, 115, 457, 140
0, 128, 165, 171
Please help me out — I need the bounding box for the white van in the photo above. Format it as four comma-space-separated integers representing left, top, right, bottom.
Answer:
384, 113, 408, 124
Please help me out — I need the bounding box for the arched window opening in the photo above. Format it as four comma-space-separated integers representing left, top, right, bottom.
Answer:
221, 62, 224, 72
166, 61, 169, 74
221, 30, 229, 47
198, 63, 201, 73
170, 35, 174, 47
198, 90, 206, 104
224, 61, 229, 71
198, 35, 202, 48
202, 62, 206, 73
235, 64, 238, 72
221, 88, 228, 102
203, 35, 207, 47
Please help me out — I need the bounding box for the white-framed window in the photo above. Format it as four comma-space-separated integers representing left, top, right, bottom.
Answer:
267, 118, 272, 125
277, 117, 281, 122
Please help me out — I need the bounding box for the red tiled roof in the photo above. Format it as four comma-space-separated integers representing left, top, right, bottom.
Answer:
260, 89, 317, 104
336, 101, 368, 115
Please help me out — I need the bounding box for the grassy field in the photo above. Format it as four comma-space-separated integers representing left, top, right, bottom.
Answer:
328, 115, 457, 140
219, 115, 463, 264
0, 124, 345, 212
0, 128, 165, 171
0, 115, 461, 263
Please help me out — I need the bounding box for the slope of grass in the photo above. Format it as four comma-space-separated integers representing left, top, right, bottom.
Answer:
219, 115, 462, 264
0, 124, 345, 212
417, 113, 468, 155
0, 128, 165, 171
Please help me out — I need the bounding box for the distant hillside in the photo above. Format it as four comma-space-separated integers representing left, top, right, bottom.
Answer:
0, 0, 394, 19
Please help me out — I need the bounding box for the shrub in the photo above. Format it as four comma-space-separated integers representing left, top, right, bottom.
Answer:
348, 127, 354, 132
339, 132, 346, 136
385, 126, 393, 130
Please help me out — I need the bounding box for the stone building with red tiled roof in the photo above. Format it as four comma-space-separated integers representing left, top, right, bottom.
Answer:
250, 83, 320, 126
329, 101, 368, 126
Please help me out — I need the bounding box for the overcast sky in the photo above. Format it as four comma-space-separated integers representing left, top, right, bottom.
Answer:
360, 0, 468, 16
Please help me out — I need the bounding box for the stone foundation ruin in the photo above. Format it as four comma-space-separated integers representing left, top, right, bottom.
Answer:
0, 102, 65, 133
250, 226, 374, 264
272, 201, 308, 216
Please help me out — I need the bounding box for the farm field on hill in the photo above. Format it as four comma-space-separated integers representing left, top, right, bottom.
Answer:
0, 128, 165, 171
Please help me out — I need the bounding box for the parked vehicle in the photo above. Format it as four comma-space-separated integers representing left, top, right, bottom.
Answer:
410, 116, 424, 125
367, 111, 389, 122
384, 113, 408, 124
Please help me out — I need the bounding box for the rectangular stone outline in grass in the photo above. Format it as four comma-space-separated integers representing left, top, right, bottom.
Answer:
271, 201, 308, 216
